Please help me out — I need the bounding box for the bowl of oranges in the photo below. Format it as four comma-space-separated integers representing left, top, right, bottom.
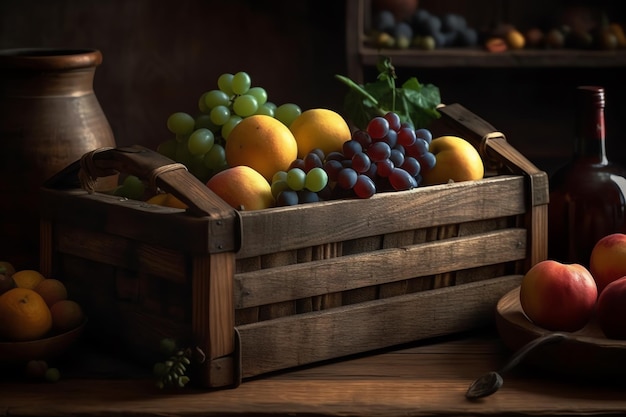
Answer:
0, 262, 86, 362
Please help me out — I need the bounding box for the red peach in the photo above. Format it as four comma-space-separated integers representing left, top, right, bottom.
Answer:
590, 233, 626, 293
520, 260, 598, 332
596, 276, 626, 340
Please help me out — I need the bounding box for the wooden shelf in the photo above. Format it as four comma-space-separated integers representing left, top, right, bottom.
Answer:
346, 0, 626, 83
358, 47, 626, 69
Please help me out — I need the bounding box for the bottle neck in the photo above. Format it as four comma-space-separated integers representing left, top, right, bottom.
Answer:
574, 89, 608, 164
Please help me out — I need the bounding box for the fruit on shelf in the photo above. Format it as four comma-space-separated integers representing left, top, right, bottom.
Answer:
519, 260, 598, 332
373, 0, 418, 22
589, 233, 626, 293
369, 7, 479, 50
289, 108, 351, 159
225, 114, 298, 182
421, 136, 484, 186
596, 276, 626, 340
206, 165, 274, 211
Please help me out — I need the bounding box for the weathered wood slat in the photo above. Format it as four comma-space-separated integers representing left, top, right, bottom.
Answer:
237, 275, 523, 378
55, 223, 187, 282
234, 229, 526, 309
237, 175, 526, 258
41, 189, 216, 254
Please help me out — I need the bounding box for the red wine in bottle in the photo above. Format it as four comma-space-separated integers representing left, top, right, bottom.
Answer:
548, 86, 626, 267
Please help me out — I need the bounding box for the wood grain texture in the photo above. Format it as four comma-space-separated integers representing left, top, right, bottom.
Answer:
1, 332, 625, 416
237, 175, 526, 258
235, 229, 526, 309
237, 275, 522, 377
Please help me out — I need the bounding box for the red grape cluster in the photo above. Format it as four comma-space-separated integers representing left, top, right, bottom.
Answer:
326, 111, 435, 199
273, 112, 436, 206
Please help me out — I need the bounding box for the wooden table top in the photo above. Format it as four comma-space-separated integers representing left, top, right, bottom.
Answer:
1, 329, 625, 416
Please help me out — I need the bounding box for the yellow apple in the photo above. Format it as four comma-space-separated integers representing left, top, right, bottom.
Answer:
421, 136, 484, 186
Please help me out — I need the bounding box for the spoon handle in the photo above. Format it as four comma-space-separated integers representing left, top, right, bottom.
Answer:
499, 332, 569, 374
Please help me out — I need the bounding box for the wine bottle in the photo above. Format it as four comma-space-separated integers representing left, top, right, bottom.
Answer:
548, 86, 626, 267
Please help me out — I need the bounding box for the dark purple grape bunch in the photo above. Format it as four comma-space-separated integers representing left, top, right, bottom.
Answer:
325, 112, 436, 199
272, 112, 436, 206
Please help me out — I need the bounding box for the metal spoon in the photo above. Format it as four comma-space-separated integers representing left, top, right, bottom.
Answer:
465, 332, 569, 400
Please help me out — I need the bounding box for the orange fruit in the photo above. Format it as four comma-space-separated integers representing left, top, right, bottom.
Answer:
289, 108, 351, 159
34, 278, 68, 308
12, 269, 46, 290
206, 165, 274, 211
0, 288, 52, 341
225, 115, 298, 181
50, 299, 84, 333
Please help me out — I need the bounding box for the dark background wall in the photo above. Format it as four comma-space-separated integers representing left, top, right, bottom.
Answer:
0, 0, 347, 151
1, 0, 625, 175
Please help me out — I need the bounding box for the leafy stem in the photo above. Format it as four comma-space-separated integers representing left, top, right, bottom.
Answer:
335, 56, 441, 131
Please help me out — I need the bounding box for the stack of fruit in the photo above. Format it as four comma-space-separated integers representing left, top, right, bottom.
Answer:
137, 64, 483, 211
0, 261, 85, 381
369, 7, 479, 50
519, 233, 626, 339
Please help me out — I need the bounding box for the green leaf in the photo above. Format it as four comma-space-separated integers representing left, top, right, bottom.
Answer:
335, 57, 441, 130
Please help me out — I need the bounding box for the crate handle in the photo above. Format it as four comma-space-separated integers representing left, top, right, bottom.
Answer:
438, 103, 548, 207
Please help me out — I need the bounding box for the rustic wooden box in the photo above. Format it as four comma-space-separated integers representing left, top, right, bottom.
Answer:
39, 104, 548, 388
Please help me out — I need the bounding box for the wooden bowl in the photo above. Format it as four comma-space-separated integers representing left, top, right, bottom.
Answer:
0, 319, 87, 363
495, 288, 626, 379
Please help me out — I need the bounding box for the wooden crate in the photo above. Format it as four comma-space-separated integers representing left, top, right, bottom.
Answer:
39, 103, 548, 388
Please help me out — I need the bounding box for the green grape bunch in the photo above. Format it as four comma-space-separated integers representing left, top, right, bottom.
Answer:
157, 71, 302, 183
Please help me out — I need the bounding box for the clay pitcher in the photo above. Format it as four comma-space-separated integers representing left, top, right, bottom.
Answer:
0, 48, 117, 270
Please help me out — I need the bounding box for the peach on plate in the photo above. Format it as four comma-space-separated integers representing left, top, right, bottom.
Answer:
519, 260, 597, 332
589, 233, 626, 293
